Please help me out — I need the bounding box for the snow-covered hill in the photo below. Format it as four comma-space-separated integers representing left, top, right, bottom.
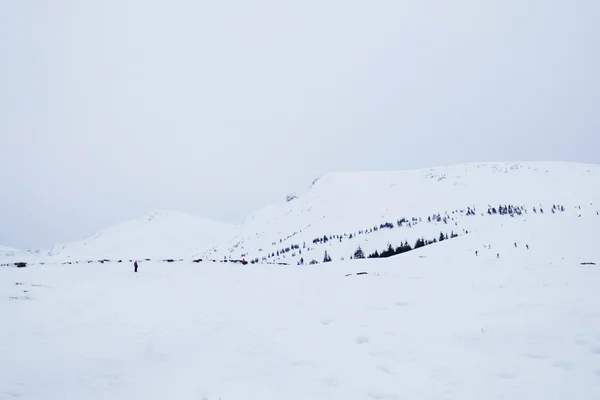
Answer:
202, 162, 600, 265
0, 245, 24, 262
45, 210, 234, 261
3, 161, 600, 398
2, 207, 599, 399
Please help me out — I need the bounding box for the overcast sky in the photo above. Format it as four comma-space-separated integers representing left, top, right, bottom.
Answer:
1, 0, 599, 250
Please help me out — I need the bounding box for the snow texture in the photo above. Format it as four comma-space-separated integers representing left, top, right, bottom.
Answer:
1, 161, 600, 399
41, 210, 234, 262
202, 161, 600, 265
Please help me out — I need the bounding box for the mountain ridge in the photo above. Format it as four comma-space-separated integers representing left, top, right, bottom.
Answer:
6, 161, 598, 263
42, 209, 234, 261
201, 161, 599, 265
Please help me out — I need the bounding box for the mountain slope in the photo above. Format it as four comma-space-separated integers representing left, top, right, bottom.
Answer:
0, 246, 24, 262
201, 162, 600, 264
2, 210, 599, 399
47, 210, 234, 261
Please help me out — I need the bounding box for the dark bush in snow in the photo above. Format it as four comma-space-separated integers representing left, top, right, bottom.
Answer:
285, 193, 298, 202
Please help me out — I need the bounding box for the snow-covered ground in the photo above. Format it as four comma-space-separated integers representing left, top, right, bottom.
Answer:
3, 162, 597, 267
0, 245, 25, 260
2, 212, 599, 399
201, 162, 600, 265
38, 210, 235, 262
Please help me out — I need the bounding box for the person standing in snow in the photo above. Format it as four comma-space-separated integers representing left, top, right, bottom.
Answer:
134, 260, 139, 272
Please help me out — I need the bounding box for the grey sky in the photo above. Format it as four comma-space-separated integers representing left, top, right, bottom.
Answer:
1, 1, 599, 250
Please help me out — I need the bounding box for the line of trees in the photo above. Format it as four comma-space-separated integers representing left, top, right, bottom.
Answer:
351, 231, 459, 260
261, 203, 565, 264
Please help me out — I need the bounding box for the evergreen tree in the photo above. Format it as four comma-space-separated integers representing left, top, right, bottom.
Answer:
323, 251, 332, 263
439, 232, 445, 242
381, 243, 395, 258
353, 246, 365, 259
368, 250, 380, 258
414, 238, 425, 249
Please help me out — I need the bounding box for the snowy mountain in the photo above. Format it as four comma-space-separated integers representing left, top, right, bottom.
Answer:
45, 210, 234, 261
0, 245, 24, 261
2, 207, 599, 399
3, 161, 600, 399
201, 162, 600, 265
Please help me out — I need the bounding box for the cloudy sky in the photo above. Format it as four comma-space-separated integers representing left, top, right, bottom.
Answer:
1, 0, 599, 250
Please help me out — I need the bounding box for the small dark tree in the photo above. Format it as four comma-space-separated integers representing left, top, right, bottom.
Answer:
353, 246, 365, 259
323, 251, 332, 263
380, 243, 395, 258
414, 238, 426, 249
368, 250, 380, 258
439, 232, 445, 242
395, 240, 412, 254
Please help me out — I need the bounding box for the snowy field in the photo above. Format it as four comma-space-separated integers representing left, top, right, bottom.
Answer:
2, 163, 599, 399
2, 239, 600, 399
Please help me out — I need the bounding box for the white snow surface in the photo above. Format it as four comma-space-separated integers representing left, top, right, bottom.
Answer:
0, 245, 23, 258
44, 210, 234, 261
2, 161, 600, 398
2, 213, 600, 399
202, 161, 600, 264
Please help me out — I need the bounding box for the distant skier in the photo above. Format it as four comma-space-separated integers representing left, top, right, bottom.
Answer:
134, 260, 139, 272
